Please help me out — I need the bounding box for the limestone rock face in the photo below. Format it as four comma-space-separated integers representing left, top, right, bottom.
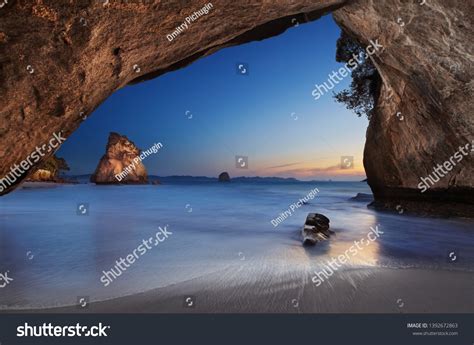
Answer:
333, 0, 474, 216
91, 132, 148, 184
0, 0, 472, 216
218, 172, 230, 182
28, 169, 54, 182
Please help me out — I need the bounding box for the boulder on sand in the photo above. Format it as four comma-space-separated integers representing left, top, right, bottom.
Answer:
302, 213, 333, 245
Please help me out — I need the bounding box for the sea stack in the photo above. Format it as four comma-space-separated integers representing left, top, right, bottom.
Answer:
302, 213, 333, 245
90, 132, 148, 184
218, 172, 230, 182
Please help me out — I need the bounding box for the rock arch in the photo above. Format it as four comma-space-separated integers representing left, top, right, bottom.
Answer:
0, 0, 472, 215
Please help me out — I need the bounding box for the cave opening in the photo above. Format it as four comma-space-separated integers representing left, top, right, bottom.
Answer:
56, 14, 370, 184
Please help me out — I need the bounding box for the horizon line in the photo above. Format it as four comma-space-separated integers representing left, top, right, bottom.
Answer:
63, 173, 367, 182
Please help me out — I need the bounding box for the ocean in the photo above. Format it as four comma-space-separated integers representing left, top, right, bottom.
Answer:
0, 180, 473, 309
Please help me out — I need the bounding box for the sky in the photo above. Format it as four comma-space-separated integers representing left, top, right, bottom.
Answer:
58, 14, 368, 181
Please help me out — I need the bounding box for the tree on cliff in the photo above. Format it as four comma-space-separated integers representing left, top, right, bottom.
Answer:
333, 31, 381, 120
27, 155, 70, 182
40, 155, 70, 177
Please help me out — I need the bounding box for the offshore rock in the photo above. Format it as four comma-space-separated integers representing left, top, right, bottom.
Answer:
218, 172, 231, 182
90, 132, 148, 184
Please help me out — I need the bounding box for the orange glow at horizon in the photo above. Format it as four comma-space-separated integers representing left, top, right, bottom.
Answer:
249, 156, 366, 180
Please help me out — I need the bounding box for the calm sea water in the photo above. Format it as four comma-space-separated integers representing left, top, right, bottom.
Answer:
0, 181, 473, 309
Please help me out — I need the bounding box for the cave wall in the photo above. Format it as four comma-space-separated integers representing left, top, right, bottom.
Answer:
0, 0, 472, 215
333, 0, 473, 215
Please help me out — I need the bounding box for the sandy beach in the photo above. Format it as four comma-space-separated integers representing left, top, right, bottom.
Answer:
5, 267, 472, 314
1, 182, 473, 313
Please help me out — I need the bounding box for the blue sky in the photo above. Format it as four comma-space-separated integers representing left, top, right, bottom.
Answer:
58, 14, 368, 180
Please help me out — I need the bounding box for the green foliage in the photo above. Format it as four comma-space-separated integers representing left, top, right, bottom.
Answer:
333, 31, 381, 120
39, 155, 70, 176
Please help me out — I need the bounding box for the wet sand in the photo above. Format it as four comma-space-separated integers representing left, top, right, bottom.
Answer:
6, 267, 473, 313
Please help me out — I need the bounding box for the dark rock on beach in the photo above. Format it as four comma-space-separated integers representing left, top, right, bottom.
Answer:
218, 172, 230, 182
302, 213, 333, 245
